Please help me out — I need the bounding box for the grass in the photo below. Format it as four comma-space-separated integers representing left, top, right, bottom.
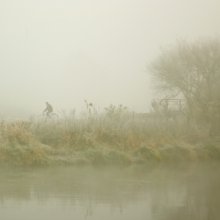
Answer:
0, 106, 220, 166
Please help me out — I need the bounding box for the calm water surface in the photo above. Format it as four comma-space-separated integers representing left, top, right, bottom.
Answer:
0, 163, 220, 220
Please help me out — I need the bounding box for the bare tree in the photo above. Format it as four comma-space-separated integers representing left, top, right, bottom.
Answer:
150, 40, 220, 135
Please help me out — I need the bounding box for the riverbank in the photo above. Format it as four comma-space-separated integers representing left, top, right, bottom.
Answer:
0, 114, 220, 166
1, 141, 220, 166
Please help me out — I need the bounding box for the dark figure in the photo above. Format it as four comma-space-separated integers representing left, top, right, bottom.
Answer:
43, 102, 53, 117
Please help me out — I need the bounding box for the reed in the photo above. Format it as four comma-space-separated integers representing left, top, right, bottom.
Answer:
0, 105, 219, 166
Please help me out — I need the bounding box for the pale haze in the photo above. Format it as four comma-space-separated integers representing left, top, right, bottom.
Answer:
0, 0, 219, 118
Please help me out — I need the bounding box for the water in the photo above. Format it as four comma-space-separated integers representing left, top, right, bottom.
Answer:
0, 163, 220, 220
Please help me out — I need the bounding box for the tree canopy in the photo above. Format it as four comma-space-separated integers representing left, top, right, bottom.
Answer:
150, 40, 220, 134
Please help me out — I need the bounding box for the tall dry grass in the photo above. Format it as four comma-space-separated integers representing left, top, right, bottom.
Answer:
0, 105, 219, 166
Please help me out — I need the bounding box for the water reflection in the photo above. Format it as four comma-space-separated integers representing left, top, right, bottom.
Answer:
0, 163, 220, 220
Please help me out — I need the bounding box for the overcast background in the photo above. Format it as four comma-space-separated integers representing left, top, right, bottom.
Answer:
0, 0, 220, 118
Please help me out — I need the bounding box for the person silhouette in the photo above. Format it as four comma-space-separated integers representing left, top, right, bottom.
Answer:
43, 102, 53, 117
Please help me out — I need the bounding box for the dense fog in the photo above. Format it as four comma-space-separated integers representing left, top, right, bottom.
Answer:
0, 0, 220, 118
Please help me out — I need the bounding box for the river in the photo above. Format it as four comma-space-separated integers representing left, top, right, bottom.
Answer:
0, 163, 220, 220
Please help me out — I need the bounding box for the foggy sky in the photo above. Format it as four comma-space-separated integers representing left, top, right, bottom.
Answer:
0, 0, 220, 118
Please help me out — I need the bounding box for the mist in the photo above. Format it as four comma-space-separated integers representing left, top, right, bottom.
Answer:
1, 2, 220, 220
0, 0, 220, 118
